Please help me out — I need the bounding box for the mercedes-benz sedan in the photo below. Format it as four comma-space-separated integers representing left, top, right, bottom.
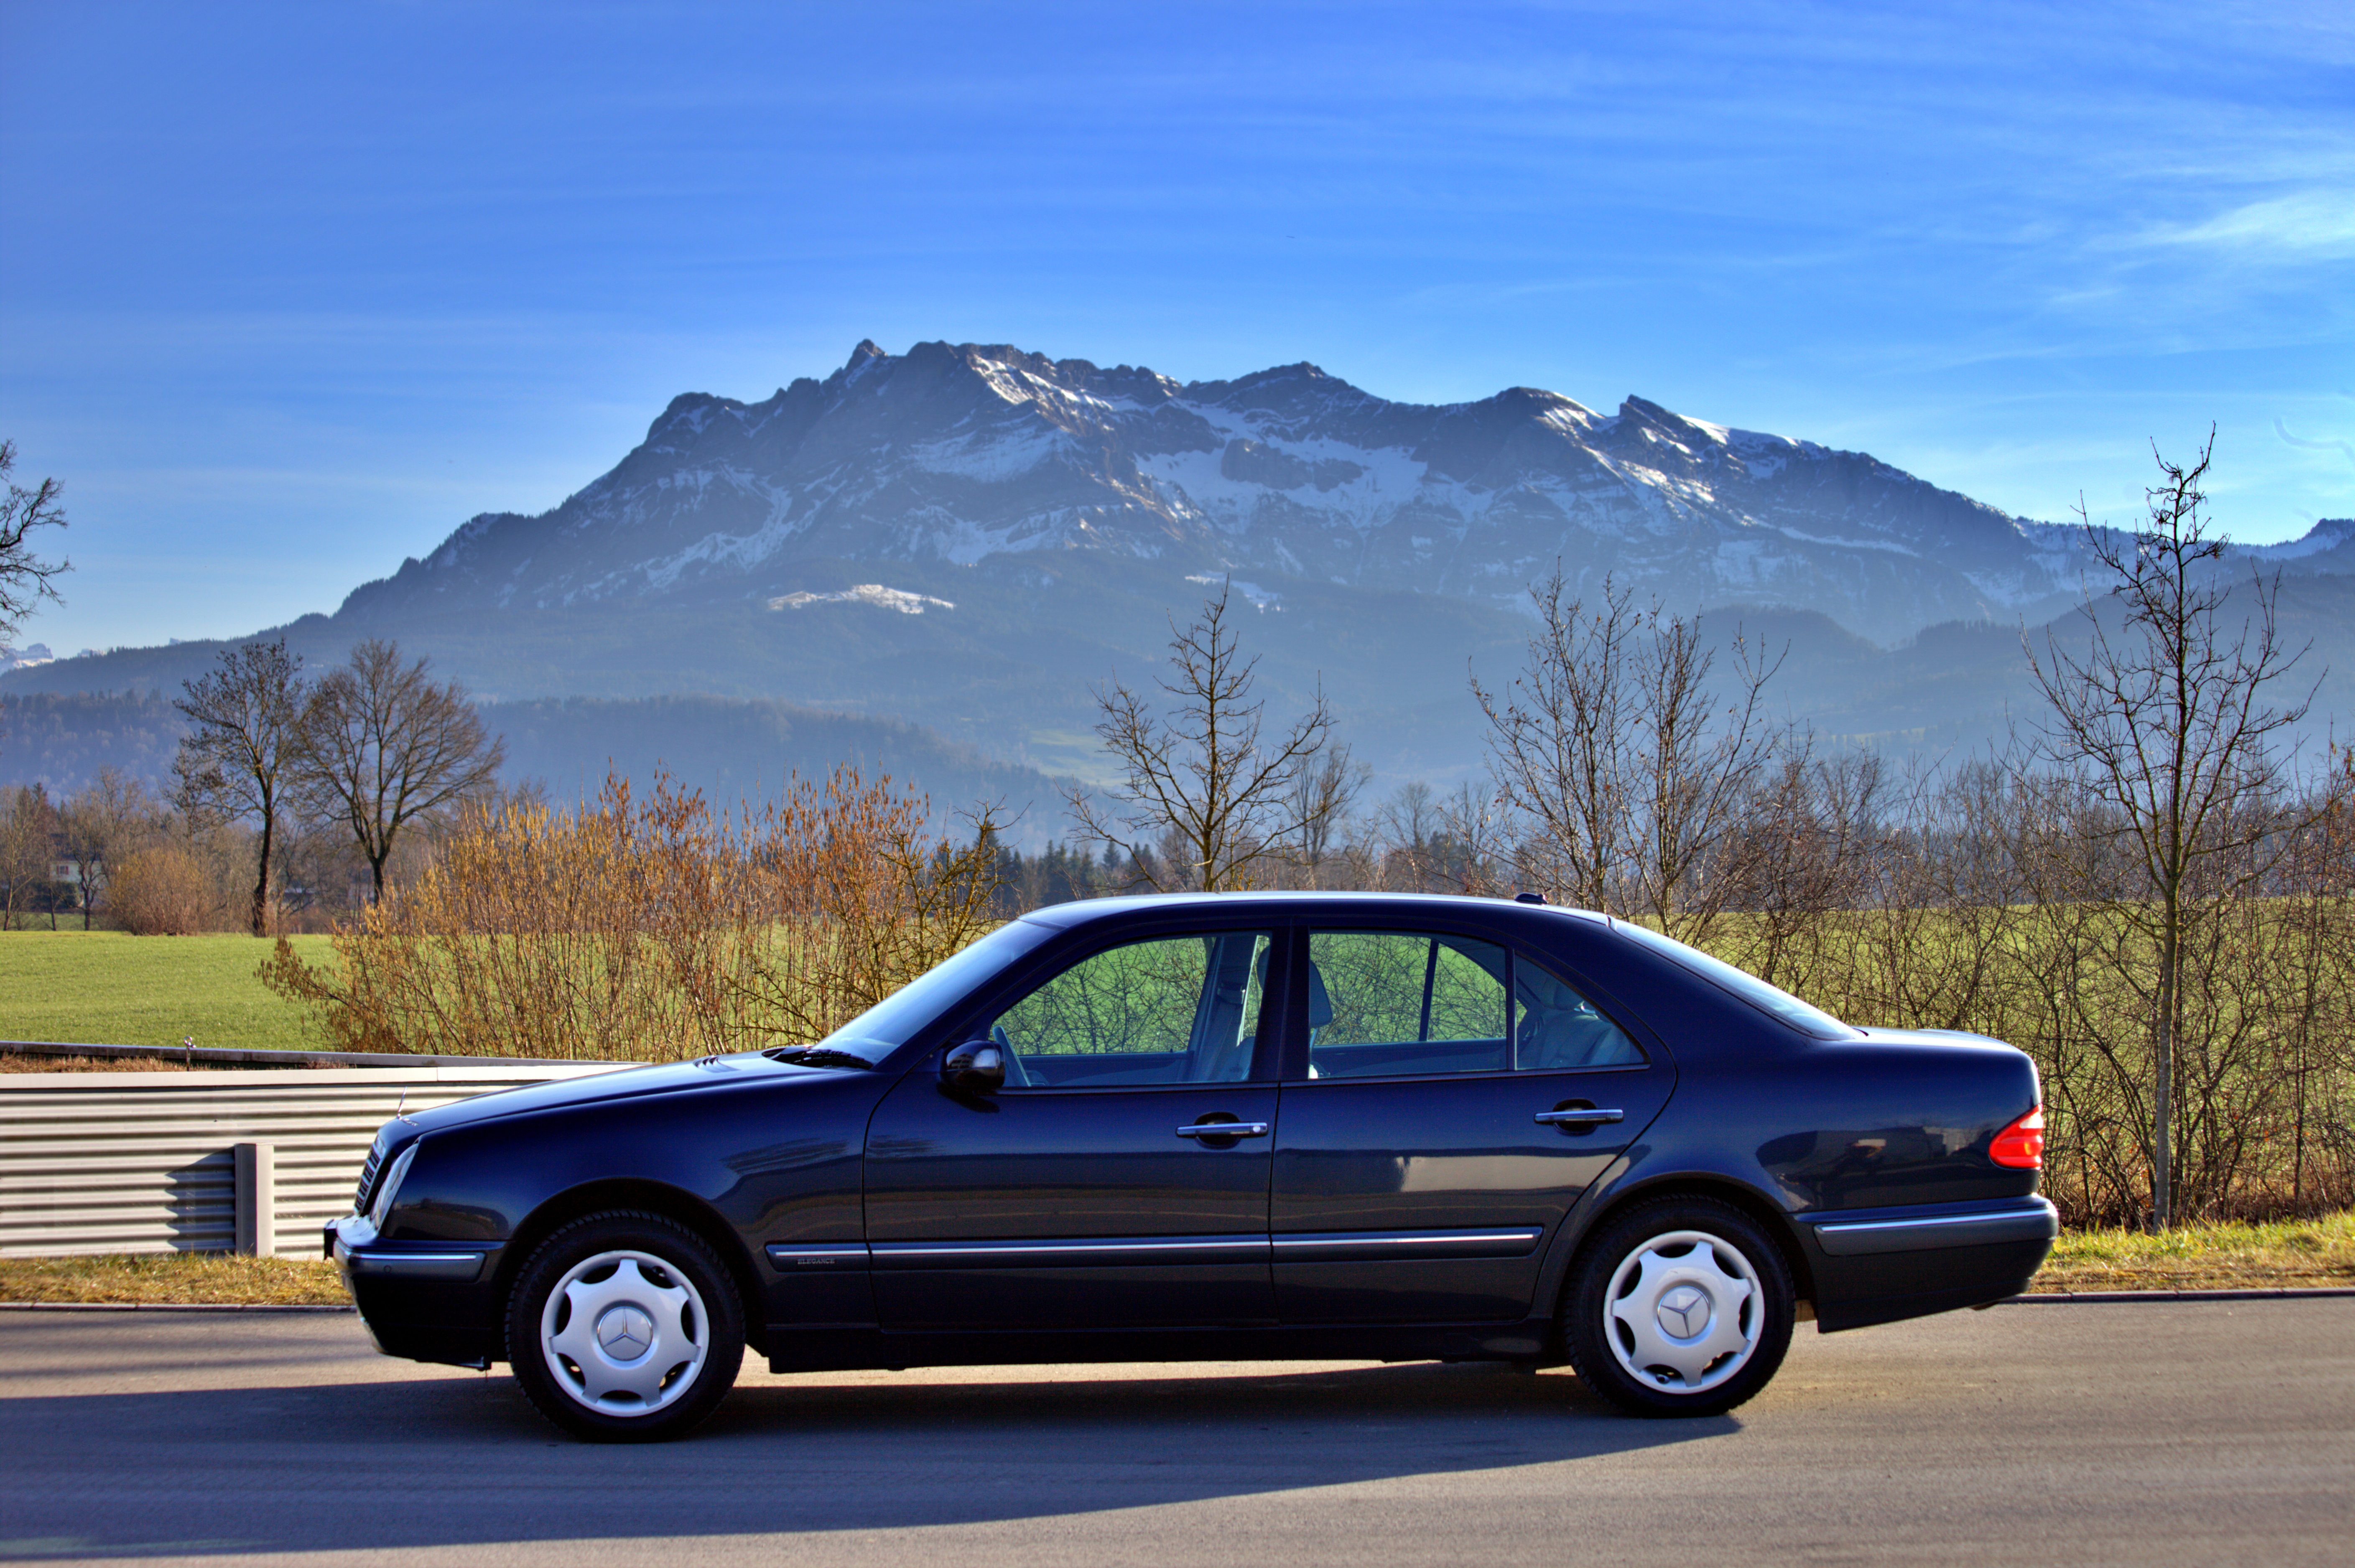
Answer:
330, 893, 2056, 1441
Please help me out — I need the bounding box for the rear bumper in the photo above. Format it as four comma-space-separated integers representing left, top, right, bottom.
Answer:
1811, 1197, 2058, 1257
1802, 1196, 2057, 1331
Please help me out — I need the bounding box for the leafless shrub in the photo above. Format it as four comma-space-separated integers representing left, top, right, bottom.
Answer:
108, 846, 212, 936
259, 765, 1001, 1059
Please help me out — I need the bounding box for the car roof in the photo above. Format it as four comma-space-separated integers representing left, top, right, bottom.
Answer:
1016, 890, 1612, 931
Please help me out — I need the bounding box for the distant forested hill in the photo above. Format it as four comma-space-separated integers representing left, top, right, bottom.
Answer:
0, 691, 1069, 845
0, 692, 189, 794
488, 694, 1065, 829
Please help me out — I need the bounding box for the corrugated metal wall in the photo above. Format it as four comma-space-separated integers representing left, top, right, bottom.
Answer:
0, 1066, 627, 1257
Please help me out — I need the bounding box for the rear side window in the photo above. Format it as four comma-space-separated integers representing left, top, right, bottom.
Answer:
1308, 931, 1509, 1077
1516, 959, 1645, 1069
1305, 931, 1645, 1079
1606, 919, 1855, 1040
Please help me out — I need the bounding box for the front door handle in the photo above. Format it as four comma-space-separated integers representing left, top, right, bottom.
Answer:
1534, 1108, 1625, 1126
1176, 1121, 1271, 1140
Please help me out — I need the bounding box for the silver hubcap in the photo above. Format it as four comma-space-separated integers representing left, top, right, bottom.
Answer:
540, 1250, 709, 1416
1604, 1229, 1763, 1395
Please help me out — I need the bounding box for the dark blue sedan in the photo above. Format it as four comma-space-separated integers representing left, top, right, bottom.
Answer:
331, 893, 2056, 1441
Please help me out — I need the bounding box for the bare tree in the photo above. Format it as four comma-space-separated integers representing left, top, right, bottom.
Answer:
293, 639, 507, 904
2024, 433, 2317, 1229
1720, 741, 1886, 991
0, 440, 70, 642
173, 638, 307, 936
1063, 582, 1338, 892
1375, 780, 1443, 890
1472, 568, 1782, 939
0, 784, 62, 928
1286, 741, 1370, 887
57, 768, 162, 930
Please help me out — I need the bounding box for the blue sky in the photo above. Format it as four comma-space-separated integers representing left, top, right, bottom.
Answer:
3, 0, 2350, 654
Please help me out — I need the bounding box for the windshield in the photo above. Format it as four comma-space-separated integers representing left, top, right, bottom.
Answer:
1606, 920, 1856, 1040
792, 920, 1054, 1066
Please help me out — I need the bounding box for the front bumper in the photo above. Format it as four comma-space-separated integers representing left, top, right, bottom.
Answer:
328, 1213, 504, 1369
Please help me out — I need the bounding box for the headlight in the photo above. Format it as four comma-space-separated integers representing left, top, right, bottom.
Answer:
368, 1143, 419, 1228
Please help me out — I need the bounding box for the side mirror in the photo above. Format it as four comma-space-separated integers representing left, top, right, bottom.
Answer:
941, 1039, 1007, 1095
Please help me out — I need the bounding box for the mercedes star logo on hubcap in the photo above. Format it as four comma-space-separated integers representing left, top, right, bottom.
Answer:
596, 1304, 655, 1360
1656, 1284, 1708, 1339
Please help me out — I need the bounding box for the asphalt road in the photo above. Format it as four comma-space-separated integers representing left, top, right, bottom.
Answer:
1, 1301, 2349, 1567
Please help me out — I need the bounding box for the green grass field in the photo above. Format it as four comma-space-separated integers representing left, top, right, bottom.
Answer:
0, 930, 334, 1053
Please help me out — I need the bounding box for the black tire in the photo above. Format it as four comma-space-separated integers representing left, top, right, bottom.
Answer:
505, 1210, 746, 1443
1561, 1196, 1794, 1418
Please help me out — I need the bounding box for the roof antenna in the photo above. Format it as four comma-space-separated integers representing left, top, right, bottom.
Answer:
1514, 891, 1546, 905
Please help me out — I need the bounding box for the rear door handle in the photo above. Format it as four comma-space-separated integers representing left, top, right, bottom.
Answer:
1176, 1121, 1271, 1140
1534, 1108, 1625, 1126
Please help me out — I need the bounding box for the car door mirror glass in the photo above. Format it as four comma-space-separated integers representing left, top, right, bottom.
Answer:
941, 1039, 1007, 1095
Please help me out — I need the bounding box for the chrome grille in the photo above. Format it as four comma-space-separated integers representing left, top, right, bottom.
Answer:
353, 1139, 385, 1214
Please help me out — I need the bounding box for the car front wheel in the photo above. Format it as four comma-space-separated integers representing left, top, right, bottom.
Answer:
1562, 1197, 1794, 1418
506, 1211, 745, 1442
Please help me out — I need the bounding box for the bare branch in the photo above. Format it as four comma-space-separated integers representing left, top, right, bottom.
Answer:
0, 440, 71, 641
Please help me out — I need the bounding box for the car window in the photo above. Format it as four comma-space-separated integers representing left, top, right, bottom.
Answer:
1514, 958, 1645, 1069
988, 930, 1273, 1087
1604, 918, 1856, 1039
803, 920, 1055, 1064
1307, 931, 1511, 1078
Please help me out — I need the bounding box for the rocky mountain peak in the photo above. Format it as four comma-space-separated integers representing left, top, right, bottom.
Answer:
331, 339, 2352, 647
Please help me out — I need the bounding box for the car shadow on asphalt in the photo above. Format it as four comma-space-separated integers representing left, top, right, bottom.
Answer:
0, 1361, 1732, 1558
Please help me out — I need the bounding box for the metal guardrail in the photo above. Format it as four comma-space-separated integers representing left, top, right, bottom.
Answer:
0, 1064, 631, 1258
3, 1038, 617, 1070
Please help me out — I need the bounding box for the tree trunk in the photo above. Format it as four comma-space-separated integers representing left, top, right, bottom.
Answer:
2153, 915, 2177, 1230
250, 812, 273, 938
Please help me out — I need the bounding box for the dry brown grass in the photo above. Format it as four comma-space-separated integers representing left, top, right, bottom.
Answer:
259, 766, 1002, 1059
0, 1054, 189, 1072
0, 1253, 349, 1305
2028, 1212, 2355, 1292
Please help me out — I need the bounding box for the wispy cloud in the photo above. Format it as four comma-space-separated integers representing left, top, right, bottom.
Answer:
2274, 416, 2355, 467
2147, 189, 2355, 259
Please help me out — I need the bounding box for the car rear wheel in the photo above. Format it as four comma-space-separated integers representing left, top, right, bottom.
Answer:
1562, 1196, 1794, 1418
506, 1211, 745, 1442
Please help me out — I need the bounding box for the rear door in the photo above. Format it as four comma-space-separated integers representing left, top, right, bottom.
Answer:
864, 926, 1283, 1330
1270, 926, 1674, 1323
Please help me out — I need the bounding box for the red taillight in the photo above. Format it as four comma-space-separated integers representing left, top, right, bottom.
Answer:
1989, 1107, 2045, 1170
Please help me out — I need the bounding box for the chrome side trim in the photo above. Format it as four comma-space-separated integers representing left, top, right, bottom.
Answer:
1812, 1201, 2059, 1257
765, 1243, 872, 1272
1272, 1227, 1545, 1263
339, 1246, 485, 1281
869, 1235, 1270, 1270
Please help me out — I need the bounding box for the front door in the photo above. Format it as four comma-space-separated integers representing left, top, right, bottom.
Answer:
864, 927, 1281, 1330
1271, 927, 1674, 1323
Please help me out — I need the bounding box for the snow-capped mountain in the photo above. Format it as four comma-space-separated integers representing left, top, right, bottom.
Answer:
15, 340, 2348, 795
344, 339, 2164, 645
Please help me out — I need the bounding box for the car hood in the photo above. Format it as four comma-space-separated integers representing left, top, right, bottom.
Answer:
404, 1052, 866, 1133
